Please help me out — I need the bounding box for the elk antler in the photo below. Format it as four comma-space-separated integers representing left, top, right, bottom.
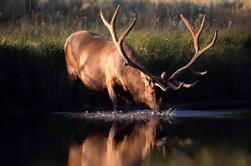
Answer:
167, 14, 218, 88
100, 5, 167, 91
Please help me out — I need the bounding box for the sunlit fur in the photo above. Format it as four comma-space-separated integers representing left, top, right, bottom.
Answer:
64, 31, 162, 112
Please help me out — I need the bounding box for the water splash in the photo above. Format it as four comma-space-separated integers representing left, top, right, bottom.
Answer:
54, 109, 251, 122
69, 109, 175, 122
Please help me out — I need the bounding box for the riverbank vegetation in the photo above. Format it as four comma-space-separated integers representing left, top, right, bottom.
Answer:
0, 0, 251, 112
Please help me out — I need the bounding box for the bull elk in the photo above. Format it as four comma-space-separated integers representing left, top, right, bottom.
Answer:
64, 5, 217, 113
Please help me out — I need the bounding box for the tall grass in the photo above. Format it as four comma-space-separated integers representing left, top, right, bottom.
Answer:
0, 1, 251, 111
1, 19, 251, 112
1, 0, 251, 30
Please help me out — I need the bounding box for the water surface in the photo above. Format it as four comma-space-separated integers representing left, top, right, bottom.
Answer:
2, 109, 251, 166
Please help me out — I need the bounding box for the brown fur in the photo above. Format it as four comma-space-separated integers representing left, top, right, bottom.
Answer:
64, 31, 162, 112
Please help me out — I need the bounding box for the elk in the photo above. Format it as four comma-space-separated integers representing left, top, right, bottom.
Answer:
64, 5, 217, 113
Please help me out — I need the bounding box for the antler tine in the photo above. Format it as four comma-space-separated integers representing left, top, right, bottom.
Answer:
100, 5, 140, 65
184, 29, 217, 70
168, 15, 217, 81
180, 14, 197, 53
197, 15, 206, 42
167, 82, 184, 91
118, 18, 136, 46
100, 5, 130, 64
116, 18, 136, 65
180, 14, 195, 36
197, 29, 218, 56
111, 6, 120, 30
100, 5, 120, 45
189, 69, 207, 76
180, 14, 206, 54
173, 80, 199, 88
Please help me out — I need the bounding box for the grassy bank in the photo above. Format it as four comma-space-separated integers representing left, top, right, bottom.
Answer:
0, 23, 251, 112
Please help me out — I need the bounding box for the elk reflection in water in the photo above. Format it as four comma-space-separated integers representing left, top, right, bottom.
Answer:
68, 120, 192, 166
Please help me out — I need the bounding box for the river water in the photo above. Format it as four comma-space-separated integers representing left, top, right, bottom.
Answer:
2, 109, 251, 166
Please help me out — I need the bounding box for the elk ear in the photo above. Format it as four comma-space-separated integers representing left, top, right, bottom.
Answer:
161, 71, 168, 80
144, 76, 151, 86
143, 76, 155, 88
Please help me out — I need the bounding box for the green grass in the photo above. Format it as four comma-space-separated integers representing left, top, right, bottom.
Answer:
1, 22, 251, 111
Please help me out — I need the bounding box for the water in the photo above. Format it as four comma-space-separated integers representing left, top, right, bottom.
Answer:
2, 109, 251, 166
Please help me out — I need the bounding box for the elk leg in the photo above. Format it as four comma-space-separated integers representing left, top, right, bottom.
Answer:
106, 80, 119, 112
68, 73, 79, 110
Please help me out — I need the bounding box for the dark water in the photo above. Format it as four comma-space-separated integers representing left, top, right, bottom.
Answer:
2, 109, 251, 166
